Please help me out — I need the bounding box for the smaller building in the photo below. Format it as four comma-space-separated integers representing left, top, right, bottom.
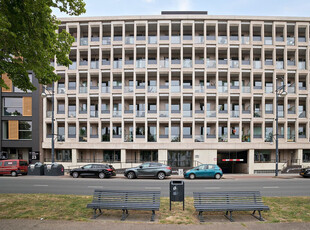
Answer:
0, 73, 42, 163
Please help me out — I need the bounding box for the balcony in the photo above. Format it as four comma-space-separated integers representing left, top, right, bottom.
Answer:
171, 36, 181, 44
206, 35, 215, 41
242, 135, 251, 142
218, 135, 228, 142
195, 59, 204, 65
183, 110, 192, 117
287, 134, 295, 142
148, 86, 157, 93
101, 110, 110, 114
90, 110, 98, 118
124, 86, 134, 93
102, 134, 110, 142
254, 111, 261, 117
113, 36, 122, 42
265, 86, 273, 93
230, 60, 239, 68
298, 62, 306, 70
171, 59, 181, 65
195, 36, 204, 44
276, 61, 284, 69
218, 86, 228, 93
299, 111, 306, 118
242, 86, 251, 93
160, 60, 169, 68
287, 37, 295, 46
264, 37, 273, 45
102, 60, 110, 66
68, 62, 76, 70
241, 36, 250, 44
136, 110, 145, 117
113, 60, 122, 69
79, 60, 88, 66
253, 61, 262, 69
171, 135, 180, 142
136, 59, 146, 68
171, 86, 180, 93
183, 35, 192, 41
79, 86, 87, 94
90, 61, 99, 69
287, 86, 295, 94
68, 111, 76, 118
195, 85, 204, 93
101, 86, 110, 93
147, 134, 157, 142
183, 59, 192, 68
125, 36, 134, 44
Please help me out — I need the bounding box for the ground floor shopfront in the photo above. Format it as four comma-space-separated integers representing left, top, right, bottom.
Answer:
43, 148, 310, 174
0, 147, 40, 164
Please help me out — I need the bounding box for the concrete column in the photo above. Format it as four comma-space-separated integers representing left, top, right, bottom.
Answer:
248, 149, 254, 174
194, 149, 217, 165
121, 149, 126, 164
72, 149, 77, 165
158, 149, 167, 163
297, 149, 303, 164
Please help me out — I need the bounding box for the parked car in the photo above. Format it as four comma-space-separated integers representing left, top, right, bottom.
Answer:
124, 162, 172, 180
184, 164, 223, 179
70, 164, 114, 179
0, 159, 28, 177
300, 167, 310, 178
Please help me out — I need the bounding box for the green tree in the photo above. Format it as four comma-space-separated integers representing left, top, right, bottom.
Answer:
0, 0, 86, 91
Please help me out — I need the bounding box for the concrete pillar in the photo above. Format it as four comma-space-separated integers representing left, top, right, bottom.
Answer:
121, 149, 126, 164
72, 149, 77, 165
297, 149, 303, 164
158, 149, 167, 164
194, 149, 217, 165
248, 149, 254, 174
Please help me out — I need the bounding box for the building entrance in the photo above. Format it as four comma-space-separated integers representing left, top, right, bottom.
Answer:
217, 151, 248, 173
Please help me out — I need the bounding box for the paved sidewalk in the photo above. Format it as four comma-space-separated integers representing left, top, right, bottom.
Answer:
1, 219, 309, 230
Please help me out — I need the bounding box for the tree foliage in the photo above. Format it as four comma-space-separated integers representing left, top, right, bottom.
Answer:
0, 0, 86, 91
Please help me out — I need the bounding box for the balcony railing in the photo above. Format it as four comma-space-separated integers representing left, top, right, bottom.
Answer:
171, 135, 180, 142
113, 60, 122, 69
113, 36, 122, 42
171, 36, 181, 44
68, 62, 76, 70
276, 61, 284, 69
195, 36, 204, 44
90, 110, 98, 117
68, 111, 76, 118
148, 86, 157, 93
124, 86, 134, 93
218, 86, 228, 93
218, 36, 227, 44
242, 135, 251, 142
183, 110, 192, 117
206, 60, 216, 68
254, 111, 261, 117
298, 61, 306, 70
125, 36, 134, 44
80, 37, 88, 46
253, 60, 262, 69
195, 85, 204, 93
195, 135, 204, 142
287, 134, 295, 142
90, 61, 99, 69
206, 110, 216, 117
79, 86, 87, 93
125, 59, 133, 65
102, 60, 110, 66
136, 110, 145, 117
101, 86, 110, 93
242, 86, 251, 93
183, 35, 192, 40
265, 86, 273, 93
124, 134, 133, 142
207, 134, 216, 139
230, 110, 239, 118
171, 85, 180, 93
287, 37, 295, 46
147, 134, 157, 142
264, 37, 273, 45
241, 36, 250, 44
148, 36, 157, 44
183, 59, 192, 68
101, 134, 110, 142
218, 135, 228, 142
299, 111, 306, 118
206, 35, 215, 40
136, 59, 146, 68
242, 60, 250, 65
230, 60, 239, 68
159, 110, 169, 117
159, 59, 169, 68
287, 85, 295, 94
102, 37, 111, 45
112, 111, 122, 117
79, 60, 88, 66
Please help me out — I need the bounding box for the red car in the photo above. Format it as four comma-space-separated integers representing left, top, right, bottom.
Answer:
0, 159, 28, 177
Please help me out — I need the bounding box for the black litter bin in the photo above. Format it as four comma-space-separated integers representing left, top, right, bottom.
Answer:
170, 180, 185, 210
28, 162, 45, 175
44, 163, 64, 176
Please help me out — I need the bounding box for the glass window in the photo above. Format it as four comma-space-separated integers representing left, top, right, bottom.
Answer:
56, 149, 72, 162
83, 164, 92, 169
2, 121, 8, 140
57, 102, 65, 113
103, 150, 120, 162
68, 125, 76, 136
2, 97, 23, 116
68, 81, 76, 89
168, 150, 193, 167
254, 150, 271, 162
303, 150, 310, 162
19, 121, 32, 140
140, 150, 158, 162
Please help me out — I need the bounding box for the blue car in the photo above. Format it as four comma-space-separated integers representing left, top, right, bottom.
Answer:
184, 164, 223, 180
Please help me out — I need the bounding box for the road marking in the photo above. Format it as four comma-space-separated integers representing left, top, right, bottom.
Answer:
204, 187, 220, 189
145, 187, 161, 190
263, 186, 279, 189
33, 185, 48, 187
88, 186, 104, 189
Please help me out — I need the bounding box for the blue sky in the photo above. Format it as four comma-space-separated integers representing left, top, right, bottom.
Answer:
53, 0, 310, 17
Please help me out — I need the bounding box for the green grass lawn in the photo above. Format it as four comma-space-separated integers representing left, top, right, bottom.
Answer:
0, 194, 309, 224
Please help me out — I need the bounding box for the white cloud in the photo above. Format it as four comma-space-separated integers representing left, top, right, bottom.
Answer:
178, 0, 191, 11
143, 0, 155, 3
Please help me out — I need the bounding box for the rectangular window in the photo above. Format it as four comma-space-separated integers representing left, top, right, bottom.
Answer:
2, 121, 8, 140
68, 125, 76, 138
254, 150, 271, 162
103, 150, 120, 162
19, 121, 32, 140
56, 149, 72, 162
3, 97, 23, 116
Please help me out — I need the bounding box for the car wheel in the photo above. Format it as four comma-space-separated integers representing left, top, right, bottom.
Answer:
157, 172, 166, 180
127, 171, 136, 179
189, 173, 196, 180
11, 171, 17, 177
215, 173, 222, 180
72, 172, 79, 178
98, 172, 106, 179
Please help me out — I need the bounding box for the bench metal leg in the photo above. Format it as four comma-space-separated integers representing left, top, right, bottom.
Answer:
92, 208, 103, 219
121, 209, 129, 221
198, 211, 205, 222
150, 210, 155, 222
252, 210, 265, 221
224, 211, 234, 222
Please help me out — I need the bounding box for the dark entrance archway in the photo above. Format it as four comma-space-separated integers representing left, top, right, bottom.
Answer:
217, 150, 248, 173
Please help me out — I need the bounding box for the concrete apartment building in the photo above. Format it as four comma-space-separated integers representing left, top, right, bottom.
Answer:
42, 12, 310, 174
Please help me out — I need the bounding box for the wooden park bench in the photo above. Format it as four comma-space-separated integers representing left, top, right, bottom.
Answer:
193, 191, 269, 222
87, 189, 160, 221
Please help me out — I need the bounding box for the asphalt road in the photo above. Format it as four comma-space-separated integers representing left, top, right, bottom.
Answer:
0, 176, 309, 197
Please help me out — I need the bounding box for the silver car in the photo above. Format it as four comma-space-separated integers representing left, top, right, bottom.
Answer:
124, 162, 172, 180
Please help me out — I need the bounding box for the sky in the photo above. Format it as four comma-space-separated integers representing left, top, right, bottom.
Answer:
53, 0, 310, 18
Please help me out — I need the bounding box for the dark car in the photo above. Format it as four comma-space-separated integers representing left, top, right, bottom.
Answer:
70, 164, 113, 179
124, 162, 172, 180
300, 167, 310, 178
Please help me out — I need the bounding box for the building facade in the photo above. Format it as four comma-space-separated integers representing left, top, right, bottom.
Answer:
0, 72, 41, 163
42, 12, 310, 173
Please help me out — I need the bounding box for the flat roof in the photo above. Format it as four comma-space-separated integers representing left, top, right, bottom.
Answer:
58, 14, 310, 23
161, 11, 208, 15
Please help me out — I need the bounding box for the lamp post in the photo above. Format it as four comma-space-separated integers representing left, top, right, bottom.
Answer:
41, 82, 55, 164
275, 78, 287, 176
